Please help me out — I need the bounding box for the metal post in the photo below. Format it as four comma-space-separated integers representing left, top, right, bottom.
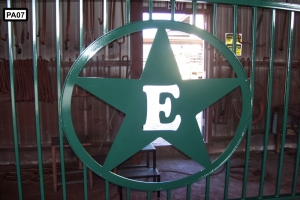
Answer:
171, 0, 175, 21
7, 0, 23, 199
259, 8, 276, 198
32, 0, 46, 199
242, 6, 257, 199
276, 11, 295, 197
149, 0, 153, 20
57, 0, 67, 199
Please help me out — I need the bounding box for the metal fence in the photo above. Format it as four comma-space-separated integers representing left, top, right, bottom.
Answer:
1, 0, 300, 199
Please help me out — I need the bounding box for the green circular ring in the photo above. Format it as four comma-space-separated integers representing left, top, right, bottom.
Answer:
61, 20, 251, 191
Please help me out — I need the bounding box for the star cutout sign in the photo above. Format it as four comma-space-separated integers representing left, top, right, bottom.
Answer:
76, 28, 243, 171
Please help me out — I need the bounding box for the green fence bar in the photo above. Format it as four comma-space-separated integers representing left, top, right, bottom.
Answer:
224, 161, 230, 200
232, 5, 237, 53
79, 0, 89, 199
192, 0, 197, 26
186, 184, 191, 200
83, 164, 88, 200
201, 0, 300, 12
213, 3, 217, 36
105, 180, 109, 200
259, 8, 276, 198
32, 0, 46, 199
125, 0, 130, 24
103, 0, 108, 33
292, 120, 300, 194
205, 176, 210, 200
147, 191, 151, 200
7, 0, 23, 199
242, 6, 257, 199
170, 0, 175, 21
276, 11, 295, 197
149, 0, 153, 20
224, 5, 238, 199
126, 188, 130, 199
167, 189, 171, 200
79, 0, 84, 51
56, 0, 67, 199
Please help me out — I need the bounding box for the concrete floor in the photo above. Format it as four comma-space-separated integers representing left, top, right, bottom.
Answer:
0, 149, 300, 200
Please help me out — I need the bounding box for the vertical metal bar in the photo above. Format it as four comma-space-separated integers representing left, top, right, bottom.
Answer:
292, 120, 300, 194
147, 191, 151, 200
212, 3, 217, 36
83, 164, 88, 200
79, 0, 88, 199
259, 8, 276, 198
186, 184, 191, 200
32, 0, 46, 199
224, 5, 238, 199
79, 0, 84, 51
192, 0, 197, 26
105, 180, 109, 200
171, 0, 175, 21
232, 5, 237, 54
223, 161, 230, 200
276, 11, 295, 197
205, 176, 210, 200
242, 6, 257, 199
126, 188, 130, 199
149, 0, 153, 20
56, 0, 67, 199
103, 0, 108, 33
7, 0, 23, 199
167, 189, 171, 200
125, 0, 130, 24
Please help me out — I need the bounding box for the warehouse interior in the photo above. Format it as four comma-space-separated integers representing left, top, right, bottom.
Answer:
0, 0, 300, 199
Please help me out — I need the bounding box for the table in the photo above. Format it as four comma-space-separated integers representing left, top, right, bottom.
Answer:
117, 143, 160, 199
51, 136, 93, 191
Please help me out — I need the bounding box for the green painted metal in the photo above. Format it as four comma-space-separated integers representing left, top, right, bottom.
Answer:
186, 184, 191, 200
167, 189, 171, 199
213, 3, 217, 36
103, 0, 108, 33
149, 0, 153, 20
7, 0, 23, 199
242, 6, 257, 199
232, 5, 237, 54
224, 160, 230, 200
32, 0, 46, 199
192, 0, 197, 26
126, 188, 130, 199
61, 20, 250, 191
171, 0, 175, 20
79, 1, 89, 199
147, 191, 151, 200
56, 0, 67, 199
259, 8, 276, 198
205, 176, 210, 200
276, 11, 295, 197
79, 0, 84, 51
200, 0, 300, 12
125, 0, 130, 24
105, 180, 109, 200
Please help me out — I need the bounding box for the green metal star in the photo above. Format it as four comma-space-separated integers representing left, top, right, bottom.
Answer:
76, 28, 243, 171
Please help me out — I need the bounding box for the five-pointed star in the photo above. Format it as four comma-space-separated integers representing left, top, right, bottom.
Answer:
76, 28, 243, 171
